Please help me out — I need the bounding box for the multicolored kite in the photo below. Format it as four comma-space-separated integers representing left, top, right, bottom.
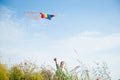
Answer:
25, 12, 56, 20
40, 13, 56, 20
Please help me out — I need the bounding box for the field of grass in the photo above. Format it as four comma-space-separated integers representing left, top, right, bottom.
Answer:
0, 59, 111, 80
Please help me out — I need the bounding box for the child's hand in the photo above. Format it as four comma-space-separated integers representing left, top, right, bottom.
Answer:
54, 58, 57, 62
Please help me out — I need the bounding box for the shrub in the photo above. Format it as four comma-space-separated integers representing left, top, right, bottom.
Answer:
0, 63, 9, 80
40, 66, 54, 80
9, 66, 24, 80
19, 61, 44, 80
30, 72, 44, 80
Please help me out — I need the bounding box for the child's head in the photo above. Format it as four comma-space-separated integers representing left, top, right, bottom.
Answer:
60, 61, 66, 68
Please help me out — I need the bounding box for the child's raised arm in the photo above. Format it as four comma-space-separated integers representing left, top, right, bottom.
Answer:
54, 58, 59, 69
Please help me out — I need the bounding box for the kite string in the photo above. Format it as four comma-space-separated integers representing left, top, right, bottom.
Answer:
24, 12, 41, 14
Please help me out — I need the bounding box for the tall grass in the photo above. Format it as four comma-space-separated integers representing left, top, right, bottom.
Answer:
0, 60, 111, 80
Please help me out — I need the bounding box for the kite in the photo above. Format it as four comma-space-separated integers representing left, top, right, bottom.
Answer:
40, 13, 56, 20
25, 12, 56, 20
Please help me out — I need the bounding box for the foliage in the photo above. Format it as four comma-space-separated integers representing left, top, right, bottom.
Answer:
0, 63, 9, 80
40, 66, 53, 80
30, 72, 44, 80
92, 62, 111, 80
9, 66, 24, 80
19, 61, 44, 80
0, 60, 111, 80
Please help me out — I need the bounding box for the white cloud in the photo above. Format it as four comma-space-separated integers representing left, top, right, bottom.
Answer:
51, 32, 120, 55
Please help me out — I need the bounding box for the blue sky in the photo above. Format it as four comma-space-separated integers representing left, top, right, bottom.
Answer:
1, 0, 120, 38
0, 0, 120, 79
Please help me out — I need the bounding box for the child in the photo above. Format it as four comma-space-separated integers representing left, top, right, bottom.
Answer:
54, 58, 67, 73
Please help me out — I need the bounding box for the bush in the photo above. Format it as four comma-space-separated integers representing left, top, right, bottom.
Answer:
30, 72, 44, 80
9, 66, 24, 80
19, 61, 44, 80
40, 66, 53, 80
0, 63, 9, 80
